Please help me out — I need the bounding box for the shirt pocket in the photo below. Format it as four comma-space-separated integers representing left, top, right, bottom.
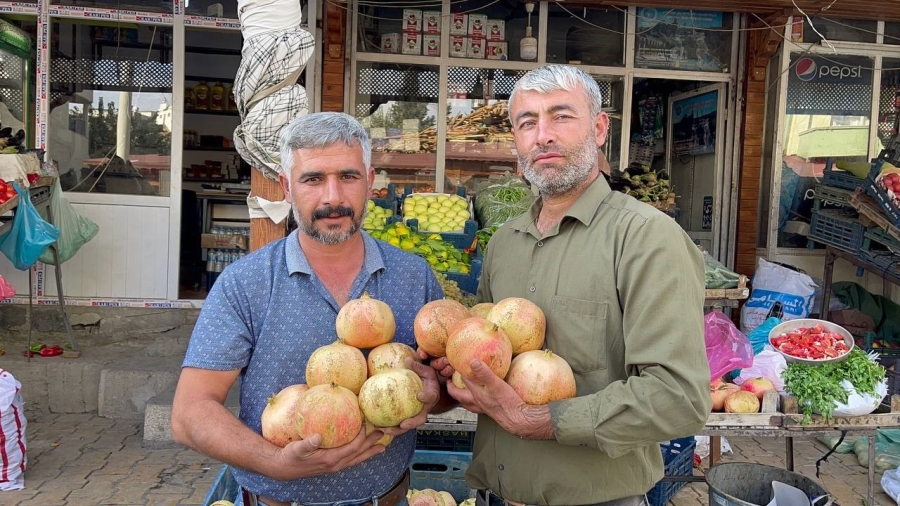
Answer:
547, 295, 608, 373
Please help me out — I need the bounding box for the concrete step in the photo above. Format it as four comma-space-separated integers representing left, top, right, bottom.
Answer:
143, 380, 241, 449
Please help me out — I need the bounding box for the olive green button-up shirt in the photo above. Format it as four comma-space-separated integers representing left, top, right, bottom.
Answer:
470, 174, 711, 505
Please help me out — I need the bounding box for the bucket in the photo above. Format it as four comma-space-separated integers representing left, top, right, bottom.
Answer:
707, 463, 832, 506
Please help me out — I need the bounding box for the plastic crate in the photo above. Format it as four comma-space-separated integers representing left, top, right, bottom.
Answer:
416, 429, 476, 452
203, 465, 238, 506
371, 183, 399, 214
808, 209, 865, 252
813, 184, 854, 209
864, 159, 900, 229
822, 159, 865, 191
864, 227, 900, 251
403, 217, 478, 250
444, 256, 482, 295
647, 437, 696, 506
409, 450, 473, 503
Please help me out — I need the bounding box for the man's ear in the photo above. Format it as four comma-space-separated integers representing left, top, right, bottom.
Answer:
279, 172, 292, 204
594, 112, 610, 147
367, 167, 376, 191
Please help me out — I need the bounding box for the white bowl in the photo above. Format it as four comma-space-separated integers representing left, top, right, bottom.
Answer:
768, 318, 854, 365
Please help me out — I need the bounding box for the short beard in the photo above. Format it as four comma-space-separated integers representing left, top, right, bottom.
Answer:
520, 130, 598, 197
294, 204, 364, 245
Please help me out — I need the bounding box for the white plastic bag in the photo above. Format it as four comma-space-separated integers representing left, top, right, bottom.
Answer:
734, 348, 788, 392
881, 467, 900, 505
740, 258, 818, 333
694, 435, 732, 460
0, 368, 26, 490
832, 378, 887, 417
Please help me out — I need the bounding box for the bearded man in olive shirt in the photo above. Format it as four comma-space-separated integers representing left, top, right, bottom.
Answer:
439, 65, 711, 506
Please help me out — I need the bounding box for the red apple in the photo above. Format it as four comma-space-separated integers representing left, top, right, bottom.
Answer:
741, 377, 776, 401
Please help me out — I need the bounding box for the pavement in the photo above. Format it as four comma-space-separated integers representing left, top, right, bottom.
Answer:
0, 413, 894, 506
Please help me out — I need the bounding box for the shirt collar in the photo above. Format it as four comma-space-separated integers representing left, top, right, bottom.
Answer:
512, 173, 612, 232
284, 229, 387, 276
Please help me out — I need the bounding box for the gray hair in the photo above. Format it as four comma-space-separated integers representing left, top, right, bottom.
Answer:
508, 65, 604, 122
279, 112, 372, 178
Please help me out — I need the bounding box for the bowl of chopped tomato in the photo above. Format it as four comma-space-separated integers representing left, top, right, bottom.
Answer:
768, 319, 854, 365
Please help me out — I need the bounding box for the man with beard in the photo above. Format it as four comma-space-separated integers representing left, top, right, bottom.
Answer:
429, 65, 711, 506
172, 112, 445, 506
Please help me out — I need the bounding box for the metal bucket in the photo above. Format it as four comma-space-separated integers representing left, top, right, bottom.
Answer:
707, 463, 832, 506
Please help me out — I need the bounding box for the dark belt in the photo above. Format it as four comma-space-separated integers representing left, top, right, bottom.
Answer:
245, 469, 410, 506
476, 489, 647, 506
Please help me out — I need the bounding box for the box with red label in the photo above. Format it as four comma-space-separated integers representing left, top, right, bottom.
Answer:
381, 33, 400, 54
423, 11, 441, 34
450, 13, 468, 35
467, 37, 486, 59
423, 35, 440, 56
403, 9, 422, 33
401, 32, 422, 55
486, 41, 508, 60
450, 35, 467, 57
468, 14, 488, 38
486, 19, 505, 41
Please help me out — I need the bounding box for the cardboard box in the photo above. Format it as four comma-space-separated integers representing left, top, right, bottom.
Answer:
403, 9, 422, 32
486, 19, 505, 41
423, 11, 441, 34
381, 33, 400, 54
201, 234, 248, 250
467, 37, 485, 59
486, 41, 508, 60
450, 35, 467, 57
450, 13, 467, 35
468, 14, 488, 38
401, 32, 422, 55
423, 34, 440, 56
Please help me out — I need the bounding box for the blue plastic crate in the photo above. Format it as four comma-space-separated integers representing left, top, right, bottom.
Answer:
444, 257, 482, 295
371, 183, 399, 214
864, 159, 900, 229
203, 465, 238, 506
404, 218, 478, 250
409, 450, 474, 503
416, 429, 476, 452
647, 437, 696, 506
822, 159, 865, 191
808, 209, 865, 252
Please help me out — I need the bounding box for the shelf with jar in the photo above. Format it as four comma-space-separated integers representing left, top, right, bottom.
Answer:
185, 80, 238, 115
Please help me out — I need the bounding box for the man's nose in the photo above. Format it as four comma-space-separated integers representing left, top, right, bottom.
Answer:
322, 176, 344, 204
535, 118, 557, 146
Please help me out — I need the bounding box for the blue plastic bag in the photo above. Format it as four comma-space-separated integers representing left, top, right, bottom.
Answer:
0, 183, 60, 270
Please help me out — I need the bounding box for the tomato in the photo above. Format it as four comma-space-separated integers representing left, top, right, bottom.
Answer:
772, 325, 850, 360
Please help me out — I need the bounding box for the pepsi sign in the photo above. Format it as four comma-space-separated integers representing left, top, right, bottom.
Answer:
790, 55, 871, 85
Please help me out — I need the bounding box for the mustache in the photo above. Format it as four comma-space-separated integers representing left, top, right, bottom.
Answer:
312, 206, 354, 220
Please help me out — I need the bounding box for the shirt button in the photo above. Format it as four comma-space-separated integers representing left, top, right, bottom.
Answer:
537, 241, 543, 247
498, 464, 505, 470
529, 286, 535, 293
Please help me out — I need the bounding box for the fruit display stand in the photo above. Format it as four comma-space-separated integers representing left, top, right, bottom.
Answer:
703, 274, 749, 309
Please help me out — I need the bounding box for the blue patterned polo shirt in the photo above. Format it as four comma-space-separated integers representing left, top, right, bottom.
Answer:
183, 230, 444, 503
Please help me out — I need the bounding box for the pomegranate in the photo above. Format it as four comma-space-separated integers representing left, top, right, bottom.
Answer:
741, 377, 776, 401
505, 350, 577, 405
710, 382, 740, 412
408, 490, 442, 506
364, 421, 393, 446
724, 390, 760, 414
358, 368, 424, 427
367, 342, 419, 376
414, 299, 471, 357
336, 293, 396, 348
445, 317, 513, 382
487, 297, 546, 354
306, 341, 368, 394
438, 491, 457, 506
295, 383, 363, 448
469, 302, 495, 319
260, 384, 309, 447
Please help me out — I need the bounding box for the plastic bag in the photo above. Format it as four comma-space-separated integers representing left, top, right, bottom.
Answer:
37, 180, 99, 265
833, 378, 887, 417
0, 369, 26, 491
880, 467, 900, 505
740, 258, 818, 333
703, 250, 741, 289
705, 311, 754, 381
0, 182, 60, 270
734, 349, 788, 392
473, 176, 535, 228
747, 317, 782, 355
0, 274, 14, 301
816, 435, 860, 454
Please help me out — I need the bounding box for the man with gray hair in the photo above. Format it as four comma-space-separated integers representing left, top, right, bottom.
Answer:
424, 65, 711, 505
172, 112, 445, 506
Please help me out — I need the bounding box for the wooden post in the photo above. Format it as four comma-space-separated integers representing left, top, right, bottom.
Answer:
250, 169, 287, 251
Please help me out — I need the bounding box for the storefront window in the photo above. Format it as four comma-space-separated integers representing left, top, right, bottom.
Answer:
354, 62, 438, 193
777, 54, 874, 248
802, 17, 877, 44
879, 58, 900, 146
635, 8, 732, 73
186, 0, 238, 18
886, 22, 900, 46
50, 21, 173, 196
53, 0, 170, 14
0, 17, 36, 149
546, 4, 625, 67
